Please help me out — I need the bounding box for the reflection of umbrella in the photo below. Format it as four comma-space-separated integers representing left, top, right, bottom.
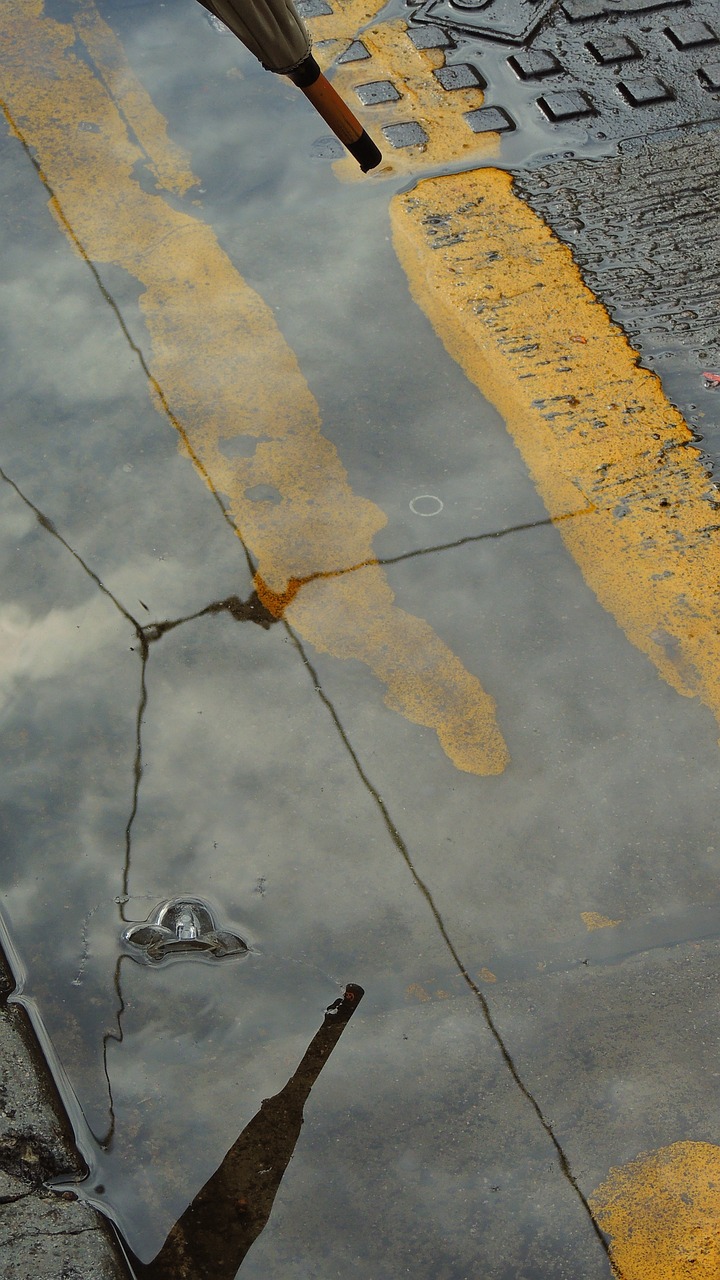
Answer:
131, 984, 364, 1278
196, 0, 382, 171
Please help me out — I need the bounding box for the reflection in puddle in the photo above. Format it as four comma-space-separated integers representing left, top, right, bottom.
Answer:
0, 0, 509, 776
130, 984, 363, 1278
123, 897, 249, 964
6, 2, 720, 1274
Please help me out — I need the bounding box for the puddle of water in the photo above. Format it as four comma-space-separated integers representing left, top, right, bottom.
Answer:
2, 1, 720, 1276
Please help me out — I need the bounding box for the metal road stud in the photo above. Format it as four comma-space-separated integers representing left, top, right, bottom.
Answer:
123, 897, 249, 963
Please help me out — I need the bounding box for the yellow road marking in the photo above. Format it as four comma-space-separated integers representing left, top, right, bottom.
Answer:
581, 912, 621, 931
0, 0, 508, 776
72, 0, 197, 196
307, 1, 499, 180
591, 1143, 720, 1278
391, 170, 720, 736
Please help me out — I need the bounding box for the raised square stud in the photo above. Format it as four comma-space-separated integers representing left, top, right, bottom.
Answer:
664, 20, 718, 49
338, 40, 371, 64
617, 76, 674, 106
295, 0, 332, 15
434, 63, 486, 90
407, 24, 452, 50
355, 80, 401, 105
508, 49, 563, 80
586, 35, 640, 63
464, 106, 515, 133
698, 61, 720, 90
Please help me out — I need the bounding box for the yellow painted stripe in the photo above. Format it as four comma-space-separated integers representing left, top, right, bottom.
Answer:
392, 170, 720, 734
0, 0, 508, 776
591, 1142, 720, 1278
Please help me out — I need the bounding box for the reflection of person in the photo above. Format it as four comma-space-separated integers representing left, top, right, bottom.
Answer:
131, 984, 364, 1279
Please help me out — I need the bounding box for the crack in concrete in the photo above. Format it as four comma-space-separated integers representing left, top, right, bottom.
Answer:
1, 43, 612, 1270
1, 1220, 97, 1244
285, 624, 617, 1274
0, 1186, 34, 1206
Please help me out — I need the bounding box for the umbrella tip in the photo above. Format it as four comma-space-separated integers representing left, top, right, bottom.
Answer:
348, 130, 383, 173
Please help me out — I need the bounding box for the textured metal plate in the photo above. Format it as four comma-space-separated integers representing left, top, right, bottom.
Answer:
408, 0, 720, 153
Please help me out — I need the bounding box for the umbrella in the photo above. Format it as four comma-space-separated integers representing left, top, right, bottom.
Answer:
197, 0, 382, 171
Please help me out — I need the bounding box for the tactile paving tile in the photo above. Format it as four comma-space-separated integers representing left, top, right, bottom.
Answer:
303, 0, 501, 175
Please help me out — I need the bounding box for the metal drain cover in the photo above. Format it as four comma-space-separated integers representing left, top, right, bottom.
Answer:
408, 0, 720, 155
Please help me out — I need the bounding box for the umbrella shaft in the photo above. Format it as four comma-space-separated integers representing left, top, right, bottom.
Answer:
300, 74, 363, 147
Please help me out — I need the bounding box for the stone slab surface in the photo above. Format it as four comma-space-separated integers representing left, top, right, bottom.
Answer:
0, 948, 129, 1279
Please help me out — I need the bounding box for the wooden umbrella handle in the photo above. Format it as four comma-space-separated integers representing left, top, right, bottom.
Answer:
289, 55, 382, 172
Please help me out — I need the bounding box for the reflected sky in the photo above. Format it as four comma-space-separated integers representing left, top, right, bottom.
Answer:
2, 1, 720, 1276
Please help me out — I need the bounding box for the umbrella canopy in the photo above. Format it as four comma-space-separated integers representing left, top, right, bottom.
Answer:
197, 0, 310, 74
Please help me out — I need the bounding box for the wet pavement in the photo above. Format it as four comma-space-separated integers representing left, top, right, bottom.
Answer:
1, 0, 720, 1276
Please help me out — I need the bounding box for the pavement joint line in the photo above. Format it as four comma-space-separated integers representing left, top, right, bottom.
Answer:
287, 624, 618, 1273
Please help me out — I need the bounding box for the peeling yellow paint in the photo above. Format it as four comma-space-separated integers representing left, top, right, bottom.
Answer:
406, 982, 432, 1002
478, 967, 497, 983
0, 0, 508, 776
581, 912, 622, 931
591, 1142, 720, 1278
391, 170, 720, 734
